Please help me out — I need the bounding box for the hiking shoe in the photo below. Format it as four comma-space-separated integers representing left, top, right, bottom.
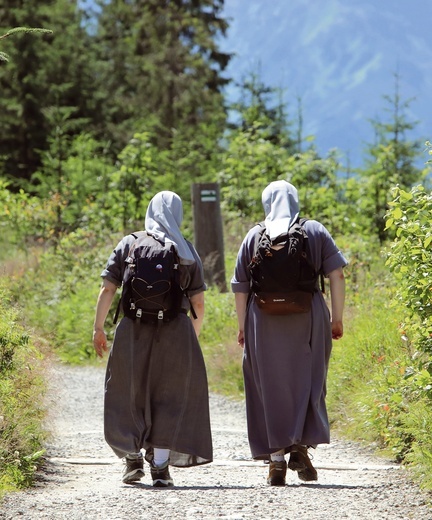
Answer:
150, 461, 174, 487
267, 460, 287, 486
288, 445, 318, 482
122, 455, 145, 484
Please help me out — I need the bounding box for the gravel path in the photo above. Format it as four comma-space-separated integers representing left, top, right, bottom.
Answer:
1, 364, 431, 520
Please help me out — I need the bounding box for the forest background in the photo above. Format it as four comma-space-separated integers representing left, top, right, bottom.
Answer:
0, 0, 431, 498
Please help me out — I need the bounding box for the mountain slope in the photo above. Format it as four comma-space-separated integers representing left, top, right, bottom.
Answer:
220, 0, 432, 169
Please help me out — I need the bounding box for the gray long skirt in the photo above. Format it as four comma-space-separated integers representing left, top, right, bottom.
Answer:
243, 292, 333, 459
104, 314, 212, 467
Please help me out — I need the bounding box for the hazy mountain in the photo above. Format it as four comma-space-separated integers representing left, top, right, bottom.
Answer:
219, 0, 432, 169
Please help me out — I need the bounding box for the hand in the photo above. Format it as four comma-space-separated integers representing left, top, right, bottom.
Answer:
93, 329, 109, 358
237, 329, 245, 348
331, 320, 343, 340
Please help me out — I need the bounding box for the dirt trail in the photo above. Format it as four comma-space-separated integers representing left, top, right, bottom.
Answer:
1, 364, 431, 520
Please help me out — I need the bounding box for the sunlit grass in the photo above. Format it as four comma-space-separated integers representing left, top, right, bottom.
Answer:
0, 280, 47, 495
200, 287, 244, 397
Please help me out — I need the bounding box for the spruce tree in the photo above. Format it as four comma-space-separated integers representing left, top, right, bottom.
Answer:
94, 0, 231, 153
359, 74, 426, 243
0, 0, 98, 181
229, 70, 296, 153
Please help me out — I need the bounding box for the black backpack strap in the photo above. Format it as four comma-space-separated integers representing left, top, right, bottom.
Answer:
320, 272, 325, 294
250, 222, 266, 260
113, 232, 143, 325
247, 222, 266, 294
113, 297, 121, 324
185, 292, 198, 320
298, 218, 325, 294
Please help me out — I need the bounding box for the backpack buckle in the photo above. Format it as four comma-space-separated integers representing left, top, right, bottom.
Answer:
158, 310, 163, 320
136, 308, 142, 318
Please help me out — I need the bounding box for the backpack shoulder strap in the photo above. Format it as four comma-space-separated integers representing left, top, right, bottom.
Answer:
113, 232, 146, 324
297, 218, 326, 293
249, 222, 266, 262
125, 231, 147, 257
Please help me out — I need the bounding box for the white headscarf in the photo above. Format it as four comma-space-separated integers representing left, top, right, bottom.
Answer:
144, 191, 196, 265
262, 180, 300, 241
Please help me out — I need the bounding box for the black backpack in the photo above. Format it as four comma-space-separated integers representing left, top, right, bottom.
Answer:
247, 218, 321, 315
114, 232, 185, 324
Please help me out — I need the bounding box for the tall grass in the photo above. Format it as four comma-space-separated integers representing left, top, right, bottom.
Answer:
0, 280, 47, 496
327, 264, 432, 490
200, 287, 243, 397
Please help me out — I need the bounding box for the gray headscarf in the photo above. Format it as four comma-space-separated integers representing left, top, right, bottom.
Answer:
144, 191, 196, 265
262, 180, 300, 241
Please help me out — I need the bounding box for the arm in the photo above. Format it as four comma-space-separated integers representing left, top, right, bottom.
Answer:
328, 267, 345, 340
234, 292, 249, 348
189, 291, 205, 338
93, 278, 118, 357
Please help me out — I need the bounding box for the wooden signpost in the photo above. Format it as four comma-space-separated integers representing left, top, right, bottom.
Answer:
191, 182, 227, 292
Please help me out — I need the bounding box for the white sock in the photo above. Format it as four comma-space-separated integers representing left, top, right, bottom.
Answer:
270, 449, 285, 462
154, 448, 170, 467
126, 451, 142, 460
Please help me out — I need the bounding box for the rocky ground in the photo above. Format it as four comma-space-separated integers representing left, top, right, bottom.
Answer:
1, 364, 431, 520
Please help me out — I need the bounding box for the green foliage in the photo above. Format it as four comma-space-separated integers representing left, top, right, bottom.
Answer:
200, 287, 243, 397
102, 131, 221, 236
427, 140, 432, 160
0, 178, 57, 250
0, 131, 114, 248
358, 77, 426, 243
401, 401, 432, 489
31, 130, 113, 239
0, 3, 97, 180
0, 281, 46, 493
93, 0, 230, 154
385, 185, 432, 388
285, 150, 345, 229
9, 228, 115, 363
327, 227, 432, 490
0, 27, 53, 63
334, 175, 376, 237
229, 69, 296, 152
218, 129, 356, 237
218, 123, 289, 221
327, 263, 411, 451
103, 133, 171, 233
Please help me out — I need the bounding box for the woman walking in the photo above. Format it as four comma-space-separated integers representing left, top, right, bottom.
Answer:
93, 191, 212, 487
232, 180, 347, 486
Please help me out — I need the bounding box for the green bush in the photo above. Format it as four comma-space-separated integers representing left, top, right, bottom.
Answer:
0, 281, 46, 494
385, 185, 432, 394
327, 246, 432, 490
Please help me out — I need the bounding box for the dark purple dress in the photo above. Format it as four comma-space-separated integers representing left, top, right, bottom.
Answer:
101, 234, 212, 467
232, 219, 347, 459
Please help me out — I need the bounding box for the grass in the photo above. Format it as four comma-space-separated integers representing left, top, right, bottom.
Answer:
0, 280, 48, 496
326, 265, 432, 491
200, 287, 244, 397
327, 282, 405, 436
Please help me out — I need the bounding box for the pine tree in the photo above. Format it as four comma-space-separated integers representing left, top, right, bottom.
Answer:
229, 69, 296, 153
359, 74, 426, 243
94, 0, 231, 153
0, 0, 98, 181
